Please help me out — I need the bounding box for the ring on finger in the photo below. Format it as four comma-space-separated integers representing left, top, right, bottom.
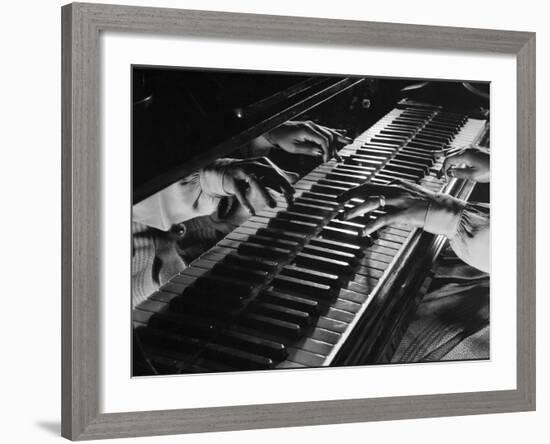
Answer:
378, 195, 386, 209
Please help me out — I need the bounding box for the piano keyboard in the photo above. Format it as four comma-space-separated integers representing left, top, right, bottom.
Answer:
133, 102, 488, 374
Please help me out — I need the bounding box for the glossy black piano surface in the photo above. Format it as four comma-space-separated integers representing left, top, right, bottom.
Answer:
131, 67, 490, 376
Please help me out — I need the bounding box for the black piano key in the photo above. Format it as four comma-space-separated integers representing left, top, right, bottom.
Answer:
170, 297, 238, 321
273, 274, 337, 300
377, 170, 419, 182
201, 342, 275, 370
239, 313, 302, 339
308, 237, 364, 258
325, 171, 368, 184
294, 252, 354, 276
294, 196, 340, 210
310, 183, 349, 196
223, 252, 278, 273
355, 148, 394, 158
288, 202, 336, 217
400, 147, 435, 159
255, 227, 307, 245
335, 164, 377, 176
393, 117, 424, 125
370, 137, 403, 146
317, 178, 358, 189
351, 152, 387, 162
248, 234, 301, 249
300, 191, 341, 203
214, 330, 288, 361
212, 262, 269, 284
385, 161, 427, 176
319, 225, 371, 245
190, 275, 254, 300
137, 327, 202, 355
408, 140, 444, 151
394, 152, 433, 167
277, 210, 326, 224
268, 218, 319, 235
239, 241, 293, 260
414, 135, 450, 146
147, 312, 217, 339
328, 219, 365, 236
419, 123, 454, 133
416, 130, 451, 143
379, 129, 414, 137
357, 145, 395, 155
259, 290, 320, 316
388, 122, 418, 129
302, 243, 358, 265
281, 264, 343, 288
250, 302, 312, 328
347, 157, 383, 168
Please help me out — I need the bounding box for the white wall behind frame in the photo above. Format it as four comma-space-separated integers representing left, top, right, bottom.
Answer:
0, 1, 545, 444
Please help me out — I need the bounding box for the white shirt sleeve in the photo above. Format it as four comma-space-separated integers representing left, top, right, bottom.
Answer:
449, 202, 490, 273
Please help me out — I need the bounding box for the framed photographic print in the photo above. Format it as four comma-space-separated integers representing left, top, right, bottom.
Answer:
61, 2, 536, 440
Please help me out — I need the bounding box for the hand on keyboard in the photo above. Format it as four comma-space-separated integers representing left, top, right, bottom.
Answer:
255, 121, 351, 163
442, 147, 490, 183
338, 180, 467, 239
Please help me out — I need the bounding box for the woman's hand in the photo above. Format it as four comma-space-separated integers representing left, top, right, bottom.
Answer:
338, 180, 466, 238
201, 157, 298, 216
253, 121, 351, 163
442, 147, 490, 183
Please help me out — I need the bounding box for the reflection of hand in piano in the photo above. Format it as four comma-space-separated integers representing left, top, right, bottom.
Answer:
210, 156, 298, 216
253, 121, 351, 162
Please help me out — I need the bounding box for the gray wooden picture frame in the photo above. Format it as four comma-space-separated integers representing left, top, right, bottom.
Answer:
61, 2, 536, 440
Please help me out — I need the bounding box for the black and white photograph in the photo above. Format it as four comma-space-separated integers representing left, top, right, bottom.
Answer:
131, 67, 491, 376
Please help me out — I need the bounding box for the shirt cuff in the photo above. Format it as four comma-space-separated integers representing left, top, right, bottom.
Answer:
424, 193, 468, 239
199, 158, 236, 197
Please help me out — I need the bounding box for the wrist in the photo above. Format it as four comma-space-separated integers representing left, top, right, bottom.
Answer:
199, 159, 235, 197
424, 193, 467, 238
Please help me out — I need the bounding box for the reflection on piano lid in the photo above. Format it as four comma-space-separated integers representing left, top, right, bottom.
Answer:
132, 98, 489, 375
133, 71, 364, 204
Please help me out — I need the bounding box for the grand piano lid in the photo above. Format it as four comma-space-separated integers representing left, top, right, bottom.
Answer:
132, 69, 364, 204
